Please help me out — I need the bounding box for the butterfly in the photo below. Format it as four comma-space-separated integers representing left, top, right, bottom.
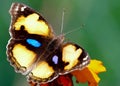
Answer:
7, 3, 90, 85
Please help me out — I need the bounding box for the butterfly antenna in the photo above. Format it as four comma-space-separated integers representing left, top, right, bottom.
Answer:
63, 24, 85, 36
60, 8, 65, 34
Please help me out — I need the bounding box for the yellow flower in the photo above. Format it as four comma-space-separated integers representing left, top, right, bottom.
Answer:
71, 59, 106, 86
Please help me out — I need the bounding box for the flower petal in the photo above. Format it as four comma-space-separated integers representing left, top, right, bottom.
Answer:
71, 59, 106, 86
88, 60, 106, 74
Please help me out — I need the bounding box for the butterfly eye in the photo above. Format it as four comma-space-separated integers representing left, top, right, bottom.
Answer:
52, 55, 59, 64
26, 39, 42, 47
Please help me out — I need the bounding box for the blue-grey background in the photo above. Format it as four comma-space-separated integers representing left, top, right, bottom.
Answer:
0, 0, 119, 86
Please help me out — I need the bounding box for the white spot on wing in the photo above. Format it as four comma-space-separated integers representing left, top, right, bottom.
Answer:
21, 6, 26, 11
82, 62, 86, 66
15, 5, 19, 11
83, 55, 88, 61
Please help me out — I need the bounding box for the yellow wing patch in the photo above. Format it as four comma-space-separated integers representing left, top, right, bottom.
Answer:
14, 13, 50, 36
62, 44, 82, 70
12, 44, 36, 71
30, 61, 54, 79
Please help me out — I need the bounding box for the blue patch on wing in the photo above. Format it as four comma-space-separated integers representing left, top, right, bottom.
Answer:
26, 39, 41, 47
52, 55, 59, 64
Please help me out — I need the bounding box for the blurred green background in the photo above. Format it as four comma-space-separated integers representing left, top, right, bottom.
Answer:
0, 0, 120, 86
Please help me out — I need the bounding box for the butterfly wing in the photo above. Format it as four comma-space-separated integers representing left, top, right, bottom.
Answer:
7, 3, 90, 84
27, 42, 90, 84
7, 3, 55, 74
61, 43, 90, 73
9, 3, 54, 39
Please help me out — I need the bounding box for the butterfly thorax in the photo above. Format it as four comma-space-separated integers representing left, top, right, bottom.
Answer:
38, 34, 66, 67
46, 35, 64, 52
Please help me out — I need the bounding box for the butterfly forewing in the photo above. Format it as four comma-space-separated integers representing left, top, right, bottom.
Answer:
9, 3, 54, 39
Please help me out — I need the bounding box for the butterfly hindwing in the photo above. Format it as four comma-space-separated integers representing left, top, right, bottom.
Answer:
27, 42, 90, 83
27, 36, 65, 83
7, 39, 38, 74
61, 43, 90, 72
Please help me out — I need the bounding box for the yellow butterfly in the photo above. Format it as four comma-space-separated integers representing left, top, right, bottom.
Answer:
7, 3, 90, 84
